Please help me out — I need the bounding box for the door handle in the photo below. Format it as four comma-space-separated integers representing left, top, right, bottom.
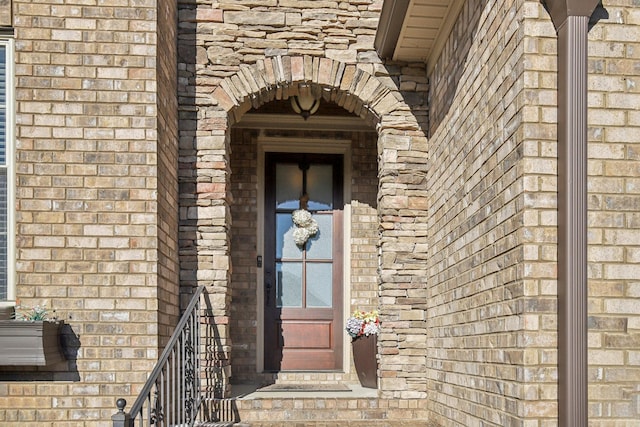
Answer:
265, 271, 272, 305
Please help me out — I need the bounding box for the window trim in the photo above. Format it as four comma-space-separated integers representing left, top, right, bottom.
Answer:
0, 35, 15, 305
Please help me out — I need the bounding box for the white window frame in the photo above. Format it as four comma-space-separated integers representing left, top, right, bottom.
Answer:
0, 35, 15, 305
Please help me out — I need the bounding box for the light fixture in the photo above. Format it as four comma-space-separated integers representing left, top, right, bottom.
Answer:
290, 92, 320, 120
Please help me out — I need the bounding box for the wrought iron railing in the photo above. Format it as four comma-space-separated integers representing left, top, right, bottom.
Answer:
112, 286, 206, 427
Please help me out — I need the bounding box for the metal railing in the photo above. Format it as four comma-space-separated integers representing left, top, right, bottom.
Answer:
112, 286, 205, 427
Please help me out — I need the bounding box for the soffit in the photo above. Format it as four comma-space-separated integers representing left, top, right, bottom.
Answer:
376, 0, 464, 71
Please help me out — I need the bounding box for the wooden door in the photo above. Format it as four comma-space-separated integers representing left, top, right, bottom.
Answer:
264, 153, 343, 371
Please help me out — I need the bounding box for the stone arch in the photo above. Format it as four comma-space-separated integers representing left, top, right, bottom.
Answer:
192, 55, 429, 399
211, 55, 405, 129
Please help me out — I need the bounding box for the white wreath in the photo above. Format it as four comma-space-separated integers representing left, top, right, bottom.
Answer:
292, 209, 319, 246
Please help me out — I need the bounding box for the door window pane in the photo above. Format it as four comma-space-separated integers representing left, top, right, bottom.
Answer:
276, 213, 302, 259
306, 213, 332, 259
307, 164, 332, 210
276, 262, 302, 308
306, 263, 332, 307
275, 163, 302, 209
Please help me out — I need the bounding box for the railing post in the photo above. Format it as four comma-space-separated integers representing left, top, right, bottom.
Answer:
112, 398, 131, 427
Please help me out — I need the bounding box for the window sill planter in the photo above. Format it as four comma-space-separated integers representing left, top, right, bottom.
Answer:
351, 334, 378, 389
0, 320, 66, 366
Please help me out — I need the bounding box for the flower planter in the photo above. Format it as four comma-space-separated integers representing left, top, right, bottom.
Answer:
0, 320, 65, 366
351, 334, 377, 389
0, 305, 14, 320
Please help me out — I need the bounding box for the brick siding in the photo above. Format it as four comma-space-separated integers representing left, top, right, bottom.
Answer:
0, 0, 177, 424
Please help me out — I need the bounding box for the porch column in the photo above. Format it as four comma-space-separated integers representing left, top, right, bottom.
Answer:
542, 1, 600, 426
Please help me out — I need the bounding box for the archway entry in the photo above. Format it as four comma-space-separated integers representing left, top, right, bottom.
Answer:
228, 97, 379, 383
184, 54, 428, 394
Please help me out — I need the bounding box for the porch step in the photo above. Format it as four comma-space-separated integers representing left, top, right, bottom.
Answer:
195, 421, 428, 427
195, 424, 249, 427
244, 422, 430, 426
201, 385, 431, 426
196, 422, 427, 427
195, 423, 250, 427
234, 399, 431, 426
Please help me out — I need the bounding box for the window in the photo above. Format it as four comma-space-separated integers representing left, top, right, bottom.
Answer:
0, 37, 13, 302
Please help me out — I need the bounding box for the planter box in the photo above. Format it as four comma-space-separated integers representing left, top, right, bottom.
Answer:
351, 334, 378, 389
0, 320, 65, 366
0, 305, 14, 320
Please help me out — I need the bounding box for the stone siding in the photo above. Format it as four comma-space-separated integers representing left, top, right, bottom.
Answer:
178, 0, 430, 401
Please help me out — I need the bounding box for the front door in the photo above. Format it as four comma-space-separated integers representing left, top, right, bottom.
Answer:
264, 153, 343, 371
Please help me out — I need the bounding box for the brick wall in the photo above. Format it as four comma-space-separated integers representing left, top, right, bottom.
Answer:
229, 128, 258, 384
427, 0, 534, 424
349, 131, 378, 316
156, 0, 180, 344
584, 1, 640, 421
520, 1, 640, 423
427, 0, 640, 425
0, 0, 176, 424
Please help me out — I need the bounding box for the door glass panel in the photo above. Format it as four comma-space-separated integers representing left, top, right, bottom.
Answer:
276, 213, 302, 259
307, 164, 332, 210
306, 263, 333, 307
276, 262, 302, 307
276, 163, 302, 209
306, 213, 332, 259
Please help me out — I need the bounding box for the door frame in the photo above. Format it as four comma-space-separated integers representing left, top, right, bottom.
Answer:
256, 136, 352, 373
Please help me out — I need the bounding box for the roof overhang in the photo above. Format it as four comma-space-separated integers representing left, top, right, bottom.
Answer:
375, 0, 465, 73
